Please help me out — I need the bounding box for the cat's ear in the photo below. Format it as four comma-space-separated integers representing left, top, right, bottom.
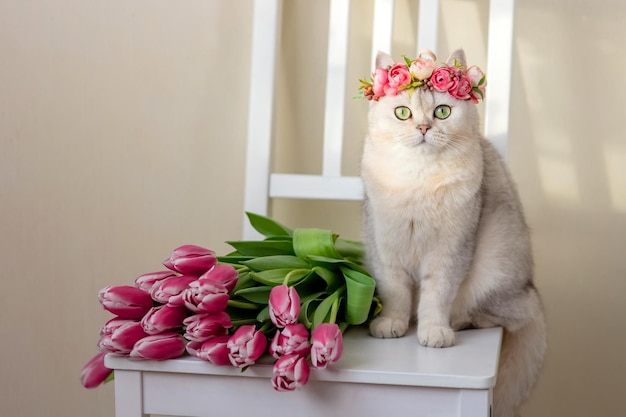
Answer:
446, 49, 467, 68
375, 51, 395, 69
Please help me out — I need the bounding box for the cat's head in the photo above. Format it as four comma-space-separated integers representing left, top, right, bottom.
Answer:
363, 50, 484, 154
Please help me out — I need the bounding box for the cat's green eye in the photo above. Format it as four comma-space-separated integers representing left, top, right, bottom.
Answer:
394, 106, 412, 120
434, 105, 451, 120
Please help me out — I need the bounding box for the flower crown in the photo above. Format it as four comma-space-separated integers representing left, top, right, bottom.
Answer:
359, 49, 486, 103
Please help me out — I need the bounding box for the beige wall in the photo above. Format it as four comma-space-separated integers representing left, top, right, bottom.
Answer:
1, 1, 624, 416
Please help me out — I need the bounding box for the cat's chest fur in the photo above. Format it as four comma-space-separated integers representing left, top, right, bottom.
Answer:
362, 138, 483, 264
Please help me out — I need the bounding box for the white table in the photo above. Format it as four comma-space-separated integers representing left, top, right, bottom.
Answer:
105, 326, 502, 417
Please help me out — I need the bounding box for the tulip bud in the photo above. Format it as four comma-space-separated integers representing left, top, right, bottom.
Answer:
163, 245, 217, 275
271, 354, 311, 391
227, 325, 267, 368
141, 305, 188, 335
129, 333, 187, 360
80, 352, 113, 388
199, 264, 238, 292
268, 285, 301, 328
150, 275, 197, 305
182, 312, 232, 342
98, 285, 154, 319
182, 278, 230, 314
134, 271, 177, 293
310, 323, 344, 369
186, 335, 231, 366
269, 323, 311, 359
98, 321, 148, 354
100, 317, 134, 336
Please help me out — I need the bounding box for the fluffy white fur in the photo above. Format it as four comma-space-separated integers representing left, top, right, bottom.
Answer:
361, 50, 547, 417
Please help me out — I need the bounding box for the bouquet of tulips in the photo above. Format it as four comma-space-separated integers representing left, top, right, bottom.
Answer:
80, 213, 380, 391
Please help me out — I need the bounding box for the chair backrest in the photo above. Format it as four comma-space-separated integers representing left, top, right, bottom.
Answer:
242, 0, 515, 239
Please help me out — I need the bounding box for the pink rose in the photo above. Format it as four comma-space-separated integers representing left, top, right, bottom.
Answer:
409, 57, 436, 81
271, 354, 311, 391
449, 75, 473, 100
430, 66, 457, 92
385, 63, 412, 96
80, 352, 113, 389
269, 323, 311, 359
465, 65, 486, 101
163, 245, 217, 276
310, 323, 344, 369
227, 325, 268, 368
268, 285, 301, 328
186, 335, 231, 366
372, 68, 389, 97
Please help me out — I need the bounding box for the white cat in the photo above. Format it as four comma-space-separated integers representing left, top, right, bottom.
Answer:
361, 50, 547, 417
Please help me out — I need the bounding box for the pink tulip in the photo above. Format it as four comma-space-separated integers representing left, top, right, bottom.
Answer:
99, 321, 149, 354
271, 354, 311, 391
269, 323, 311, 359
100, 317, 134, 336
227, 325, 267, 368
134, 271, 176, 293
268, 285, 300, 328
80, 352, 113, 388
98, 285, 154, 319
141, 305, 188, 335
150, 274, 197, 305
199, 264, 239, 292
186, 335, 231, 366
129, 333, 186, 360
310, 323, 344, 369
163, 245, 217, 275
183, 312, 232, 342
182, 276, 230, 314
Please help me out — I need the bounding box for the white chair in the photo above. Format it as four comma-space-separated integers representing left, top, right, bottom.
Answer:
105, 1, 513, 415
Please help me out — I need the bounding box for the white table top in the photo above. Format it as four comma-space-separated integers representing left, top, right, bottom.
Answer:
105, 326, 502, 390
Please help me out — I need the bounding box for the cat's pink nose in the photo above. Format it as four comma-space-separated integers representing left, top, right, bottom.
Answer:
417, 124, 430, 135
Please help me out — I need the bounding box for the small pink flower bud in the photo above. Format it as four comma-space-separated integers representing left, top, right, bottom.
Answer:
182, 312, 232, 342
150, 275, 197, 305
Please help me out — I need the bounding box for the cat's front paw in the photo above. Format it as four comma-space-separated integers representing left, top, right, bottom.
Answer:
369, 316, 409, 338
417, 324, 455, 348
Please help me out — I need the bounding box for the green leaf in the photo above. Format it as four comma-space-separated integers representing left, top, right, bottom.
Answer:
217, 255, 255, 264
231, 271, 256, 293
312, 266, 342, 291
478, 75, 486, 86
312, 288, 344, 329
256, 305, 270, 323
233, 286, 272, 304
249, 268, 310, 286
402, 55, 412, 67
334, 238, 365, 260
292, 228, 342, 260
299, 298, 321, 329
245, 212, 293, 237
341, 266, 377, 325
226, 240, 295, 256
306, 255, 371, 275
242, 255, 310, 271
227, 299, 261, 310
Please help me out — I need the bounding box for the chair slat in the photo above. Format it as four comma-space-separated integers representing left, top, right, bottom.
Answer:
242, 0, 283, 239
270, 173, 364, 200
322, 0, 351, 177
416, 0, 440, 51
371, 0, 395, 69
484, 0, 515, 158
